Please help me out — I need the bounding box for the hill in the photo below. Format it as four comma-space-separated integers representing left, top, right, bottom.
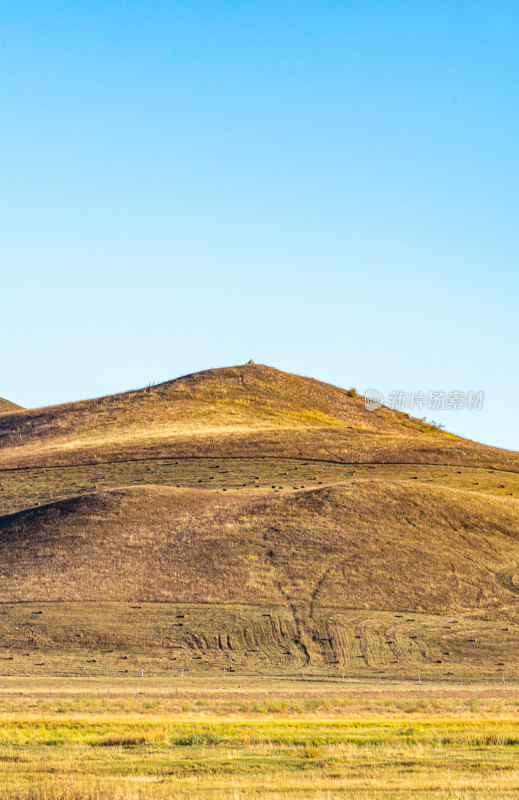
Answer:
0, 363, 518, 678
1, 481, 518, 612
0, 363, 516, 470
0, 397, 23, 414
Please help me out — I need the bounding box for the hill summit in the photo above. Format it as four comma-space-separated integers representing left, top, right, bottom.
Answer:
0, 363, 516, 470
0, 397, 23, 414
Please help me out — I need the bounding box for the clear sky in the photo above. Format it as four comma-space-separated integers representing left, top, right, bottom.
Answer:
1, 2, 517, 450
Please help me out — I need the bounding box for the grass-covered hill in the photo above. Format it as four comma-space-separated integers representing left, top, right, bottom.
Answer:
0, 363, 518, 678
0, 397, 22, 415
0, 363, 516, 470
1, 481, 518, 615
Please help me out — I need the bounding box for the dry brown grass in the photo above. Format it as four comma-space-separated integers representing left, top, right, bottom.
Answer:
0, 363, 516, 470
1, 457, 518, 518
0, 363, 518, 678
0, 397, 22, 414
0, 481, 518, 640
2, 599, 519, 678
1, 677, 519, 798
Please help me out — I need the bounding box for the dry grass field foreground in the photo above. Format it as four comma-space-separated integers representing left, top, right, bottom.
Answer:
0, 676, 519, 798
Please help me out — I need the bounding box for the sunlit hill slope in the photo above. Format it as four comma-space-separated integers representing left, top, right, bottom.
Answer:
0, 363, 518, 678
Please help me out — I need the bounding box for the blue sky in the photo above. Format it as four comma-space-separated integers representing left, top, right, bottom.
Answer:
1, 1, 517, 450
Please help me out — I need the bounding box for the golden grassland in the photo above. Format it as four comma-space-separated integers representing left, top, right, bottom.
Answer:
1, 458, 518, 518
0, 398, 22, 415
1, 676, 519, 798
0, 480, 518, 618
1, 363, 519, 795
3, 601, 519, 680
0, 364, 517, 470
0, 364, 518, 680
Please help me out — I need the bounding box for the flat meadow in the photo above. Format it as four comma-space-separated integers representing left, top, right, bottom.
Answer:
0, 674, 519, 798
